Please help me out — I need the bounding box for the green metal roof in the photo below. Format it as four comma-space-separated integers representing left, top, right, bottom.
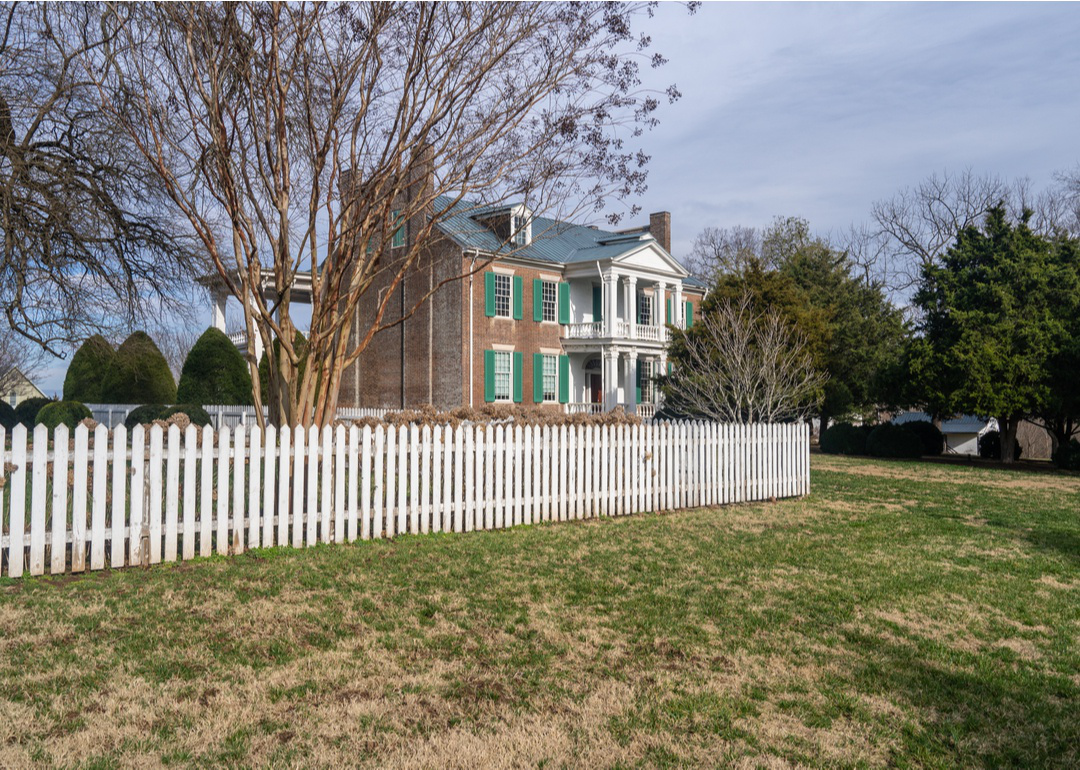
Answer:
432, 197, 697, 278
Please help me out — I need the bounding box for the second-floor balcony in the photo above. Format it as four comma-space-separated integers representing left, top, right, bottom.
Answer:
564, 321, 669, 344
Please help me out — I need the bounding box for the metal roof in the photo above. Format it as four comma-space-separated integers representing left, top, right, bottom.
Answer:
893, 411, 991, 434
432, 197, 697, 279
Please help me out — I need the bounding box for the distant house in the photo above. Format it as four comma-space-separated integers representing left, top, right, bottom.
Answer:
893, 412, 993, 456
0, 367, 45, 408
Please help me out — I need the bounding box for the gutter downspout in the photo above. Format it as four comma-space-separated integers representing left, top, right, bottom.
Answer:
468, 250, 479, 408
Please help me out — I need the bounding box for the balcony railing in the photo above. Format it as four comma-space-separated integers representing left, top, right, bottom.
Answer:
563, 322, 668, 343
565, 402, 658, 419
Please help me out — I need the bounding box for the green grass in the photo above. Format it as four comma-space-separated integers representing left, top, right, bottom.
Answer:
0, 454, 1077, 768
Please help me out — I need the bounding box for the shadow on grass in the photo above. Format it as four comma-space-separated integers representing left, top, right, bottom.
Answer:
844, 630, 1078, 768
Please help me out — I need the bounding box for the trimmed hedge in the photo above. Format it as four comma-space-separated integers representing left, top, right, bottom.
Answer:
177, 327, 253, 406
902, 420, 944, 457
124, 404, 168, 430
101, 331, 177, 405
162, 404, 212, 427
866, 423, 923, 459
14, 397, 52, 428
819, 422, 871, 455
36, 401, 93, 431
978, 431, 1022, 461
0, 401, 17, 430
1052, 439, 1080, 471
63, 335, 116, 403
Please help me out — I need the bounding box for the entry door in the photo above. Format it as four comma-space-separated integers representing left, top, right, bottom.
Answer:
589, 373, 603, 404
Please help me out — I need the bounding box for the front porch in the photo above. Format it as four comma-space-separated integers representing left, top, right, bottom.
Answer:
564, 350, 663, 419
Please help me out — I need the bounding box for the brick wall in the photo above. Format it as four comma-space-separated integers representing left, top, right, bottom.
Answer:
462, 258, 565, 409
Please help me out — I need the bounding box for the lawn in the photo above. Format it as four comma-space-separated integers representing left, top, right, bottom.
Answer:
0, 454, 1077, 768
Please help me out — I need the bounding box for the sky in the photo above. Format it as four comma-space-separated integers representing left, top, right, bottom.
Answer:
33, 1, 1080, 395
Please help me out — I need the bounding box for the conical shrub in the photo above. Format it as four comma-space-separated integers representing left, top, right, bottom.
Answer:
177, 327, 253, 406
63, 335, 116, 403
100, 331, 177, 405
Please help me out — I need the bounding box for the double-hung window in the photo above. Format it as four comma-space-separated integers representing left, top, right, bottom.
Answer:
494, 274, 512, 318
638, 360, 656, 404
541, 281, 558, 323
637, 294, 653, 326
511, 213, 529, 246
493, 351, 512, 401
542, 354, 558, 402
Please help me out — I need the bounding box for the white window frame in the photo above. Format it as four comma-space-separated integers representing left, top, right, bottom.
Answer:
637, 294, 653, 326
541, 354, 558, 403
510, 208, 531, 246
493, 350, 512, 401
494, 273, 512, 318
541, 280, 558, 323
639, 359, 656, 404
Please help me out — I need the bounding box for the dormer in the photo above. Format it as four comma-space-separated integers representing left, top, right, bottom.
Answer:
473, 203, 532, 247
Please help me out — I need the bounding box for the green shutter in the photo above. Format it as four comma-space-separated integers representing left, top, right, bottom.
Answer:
391, 209, 405, 248
668, 362, 673, 375
558, 355, 569, 404
483, 350, 495, 402
513, 352, 523, 402
484, 272, 496, 317
513, 276, 523, 320
557, 282, 570, 325
533, 353, 544, 402
635, 361, 642, 404
685, 301, 693, 327
533, 279, 543, 322
666, 298, 672, 325
592, 285, 603, 323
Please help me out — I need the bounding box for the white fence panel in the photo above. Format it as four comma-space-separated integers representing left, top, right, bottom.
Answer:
1, 420, 809, 579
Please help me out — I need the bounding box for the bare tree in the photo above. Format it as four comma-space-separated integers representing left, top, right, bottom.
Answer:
685, 225, 761, 284
59, 1, 686, 427
0, 3, 203, 356
662, 292, 825, 423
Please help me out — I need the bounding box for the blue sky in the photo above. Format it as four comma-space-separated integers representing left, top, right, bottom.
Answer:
34, 2, 1080, 395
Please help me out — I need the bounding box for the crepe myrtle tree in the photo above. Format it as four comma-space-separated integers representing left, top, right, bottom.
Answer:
61, 1, 692, 427
661, 292, 826, 424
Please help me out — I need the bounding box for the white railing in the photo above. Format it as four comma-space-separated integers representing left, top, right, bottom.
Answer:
564, 322, 605, 339
567, 402, 604, 414
564, 321, 667, 343
83, 404, 392, 430
0, 421, 810, 579
636, 403, 657, 419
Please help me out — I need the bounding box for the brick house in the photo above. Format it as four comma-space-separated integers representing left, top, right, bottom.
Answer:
339, 199, 707, 417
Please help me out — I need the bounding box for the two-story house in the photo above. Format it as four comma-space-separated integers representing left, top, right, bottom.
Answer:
341, 199, 706, 417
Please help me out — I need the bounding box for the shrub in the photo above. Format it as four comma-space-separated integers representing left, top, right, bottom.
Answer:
978, 430, 1023, 461
819, 422, 870, 455
177, 327, 253, 406
14, 397, 52, 428
36, 401, 93, 431
0, 401, 17, 430
901, 420, 944, 457
63, 335, 116, 403
124, 404, 168, 430
162, 404, 212, 427
101, 331, 177, 405
1052, 439, 1080, 471
866, 423, 923, 459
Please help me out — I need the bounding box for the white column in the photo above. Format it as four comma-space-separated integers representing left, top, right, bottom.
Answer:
656, 282, 667, 328
626, 349, 638, 412
603, 350, 618, 411
673, 283, 684, 328
211, 287, 227, 331
625, 276, 637, 340
604, 272, 617, 337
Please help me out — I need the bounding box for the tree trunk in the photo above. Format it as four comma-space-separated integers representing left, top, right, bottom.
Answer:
998, 414, 1020, 464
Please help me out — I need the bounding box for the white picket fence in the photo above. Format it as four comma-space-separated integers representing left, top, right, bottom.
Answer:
84, 403, 392, 430
0, 421, 809, 579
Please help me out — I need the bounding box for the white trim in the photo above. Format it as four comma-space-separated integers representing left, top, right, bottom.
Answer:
539, 347, 561, 355
491, 343, 515, 352
492, 265, 516, 276
538, 272, 561, 283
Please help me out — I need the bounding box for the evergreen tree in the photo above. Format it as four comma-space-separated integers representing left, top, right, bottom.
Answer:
63, 335, 116, 403
100, 331, 177, 405
177, 327, 253, 406
911, 206, 1079, 463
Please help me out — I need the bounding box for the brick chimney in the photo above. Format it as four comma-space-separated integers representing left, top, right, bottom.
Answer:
649, 211, 671, 253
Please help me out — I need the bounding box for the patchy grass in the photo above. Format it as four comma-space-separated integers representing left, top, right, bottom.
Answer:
0, 454, 1077, 768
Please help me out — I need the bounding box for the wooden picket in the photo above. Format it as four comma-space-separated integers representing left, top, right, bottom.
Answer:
0, 420, 808, 579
